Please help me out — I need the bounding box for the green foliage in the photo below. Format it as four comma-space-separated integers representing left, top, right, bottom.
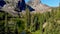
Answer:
0, 7, 60, 34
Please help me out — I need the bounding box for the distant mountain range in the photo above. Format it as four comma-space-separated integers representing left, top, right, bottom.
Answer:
27, 0, 51, 13
0, 0, 52, 17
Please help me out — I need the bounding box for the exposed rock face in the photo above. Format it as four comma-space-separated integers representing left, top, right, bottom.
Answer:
0, 0, 19, 17
0, 0, 51, 17
0, 0, 35, 17
30, 0, 40, 6
28, 0, 51, 13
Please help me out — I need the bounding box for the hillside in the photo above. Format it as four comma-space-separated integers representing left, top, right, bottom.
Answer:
27, 0, 51, 13
0, 0, 60, 34
0, 6, 60, 34
0, 0, 52, 17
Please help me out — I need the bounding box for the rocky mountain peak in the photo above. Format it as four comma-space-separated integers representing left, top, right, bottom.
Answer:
28, 0, 41, 6
31, 0, 40, 4
28, 0, 51, 13
0, 0, 51, 17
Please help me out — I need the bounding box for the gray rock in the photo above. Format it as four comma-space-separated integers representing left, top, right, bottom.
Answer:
28, 0, 51, 13
0, 0, 52, 17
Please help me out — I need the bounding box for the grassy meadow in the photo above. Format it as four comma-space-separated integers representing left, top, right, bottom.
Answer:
0, 7, 60, 34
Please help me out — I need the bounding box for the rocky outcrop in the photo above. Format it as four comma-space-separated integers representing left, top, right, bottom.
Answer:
0, 0, 52, 17
0, 0, 19, 17
28, 0, 51, 13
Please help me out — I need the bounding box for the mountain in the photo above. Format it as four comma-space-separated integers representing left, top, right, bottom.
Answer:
27, 0, 51, 13
0, 0, 52, 17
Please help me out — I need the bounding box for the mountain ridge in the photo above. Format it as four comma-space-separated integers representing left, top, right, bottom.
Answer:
27, 0, 51, 13
0, 0, 52, 17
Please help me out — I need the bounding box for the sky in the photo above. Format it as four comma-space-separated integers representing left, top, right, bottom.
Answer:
25, 0, 60, 7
